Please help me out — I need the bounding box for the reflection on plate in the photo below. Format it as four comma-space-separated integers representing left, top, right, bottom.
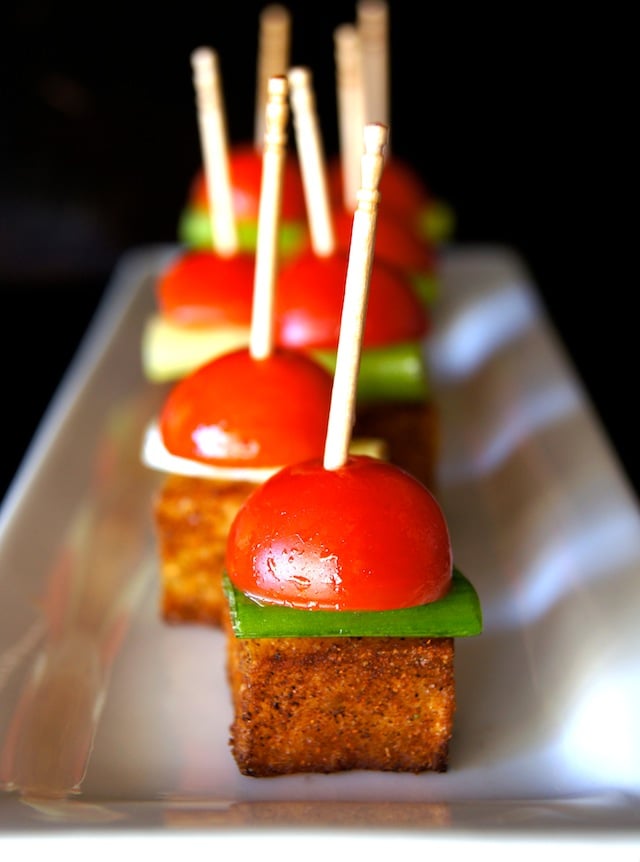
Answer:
1, 244, 639, 846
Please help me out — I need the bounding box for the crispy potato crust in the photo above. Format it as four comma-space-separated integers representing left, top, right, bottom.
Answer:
224, 615, 455, 777
153, 475, 256, 625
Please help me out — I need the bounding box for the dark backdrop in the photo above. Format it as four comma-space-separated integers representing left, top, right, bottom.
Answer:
0, 1, 629, 502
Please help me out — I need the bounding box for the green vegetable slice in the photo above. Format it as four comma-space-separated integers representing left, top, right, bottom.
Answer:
311, 341, 430, 404
142, 320, 431, 398
177, 206, 305, 259
223, 568, 482, 639
410, 272, 440, 307
419, 199, 456, 245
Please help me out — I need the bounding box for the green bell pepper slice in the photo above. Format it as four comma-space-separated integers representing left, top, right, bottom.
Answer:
312, 341, 429, 404
223, 568, 482, 639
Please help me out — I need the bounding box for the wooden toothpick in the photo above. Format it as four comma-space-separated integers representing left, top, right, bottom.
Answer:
254, 4, 291, 152
287, 66, 336, 258
250, 75, 290, 360
323, 123, 388, 471
333, 24, 365, 213
191, 47, 238, 256
357, 0, 390, 152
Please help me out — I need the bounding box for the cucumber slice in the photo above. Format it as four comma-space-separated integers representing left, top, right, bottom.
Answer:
223, 568, 482, 639
142, 314, 430, 403
141, 316, 250, 383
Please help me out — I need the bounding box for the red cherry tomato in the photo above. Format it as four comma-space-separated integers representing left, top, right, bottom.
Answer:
332, 207, 436, 275
159, 348, 333, 468
157, 251, 255, 328
226, 454, 453, 610
328, 154, 431, 230
379, 157, 433, 219
190, 142, 307, 221
275, 250, 429, 349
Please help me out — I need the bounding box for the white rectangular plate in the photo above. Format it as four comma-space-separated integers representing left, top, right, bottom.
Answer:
1, 244, 639, 851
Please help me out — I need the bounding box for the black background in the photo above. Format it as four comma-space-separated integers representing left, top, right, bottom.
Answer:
0, 1, 631, 505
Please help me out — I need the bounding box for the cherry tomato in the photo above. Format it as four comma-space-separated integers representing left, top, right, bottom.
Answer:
157, 251, 255, 328
190, 142, 307, 221
226, 454, 452, 610
332, 207, 436, 275
378, 157, 433, 221
328, 154, 432, 231
159, 348, 333, 468
275, 250, 429, 349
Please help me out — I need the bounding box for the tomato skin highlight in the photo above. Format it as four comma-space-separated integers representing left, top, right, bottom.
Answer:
157, 251, 255, 328
226, 455, 453, 610
275, 252, 430, 350
190, 143, 307, 221
159, 349, 333, 468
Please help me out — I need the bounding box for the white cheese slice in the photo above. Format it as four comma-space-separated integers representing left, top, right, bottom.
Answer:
141, 421, 280, 483
141, 421, 388, 482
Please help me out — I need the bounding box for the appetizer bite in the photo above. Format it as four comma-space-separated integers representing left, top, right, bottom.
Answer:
143, 248, 254, 384
179, 144, 307, 259
146, 4, 449, 389
142, 47, 255, 384
331, 18, 443, 304
143, 76, 382, 625
223, 457, 480, 776
330, 0, 459, 260
222, 124, 482, 776
282, 65, 438, 489
178, 5, 307, 258
330, 197, 440, 307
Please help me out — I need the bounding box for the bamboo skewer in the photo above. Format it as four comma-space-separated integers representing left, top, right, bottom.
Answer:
323, 123, 388, 471
333, 24, 365, 214
250, 75, 290, 360
287, 66, 336, 257
191, 47, 238, 256
254, 4, 292, 152
357, 0, 390, 148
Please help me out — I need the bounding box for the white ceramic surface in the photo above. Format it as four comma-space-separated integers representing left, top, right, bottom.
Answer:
1, 244, 639, 851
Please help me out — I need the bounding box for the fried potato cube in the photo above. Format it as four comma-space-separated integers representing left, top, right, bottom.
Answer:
225, 626, 455, 777
153, 475, 256, 625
